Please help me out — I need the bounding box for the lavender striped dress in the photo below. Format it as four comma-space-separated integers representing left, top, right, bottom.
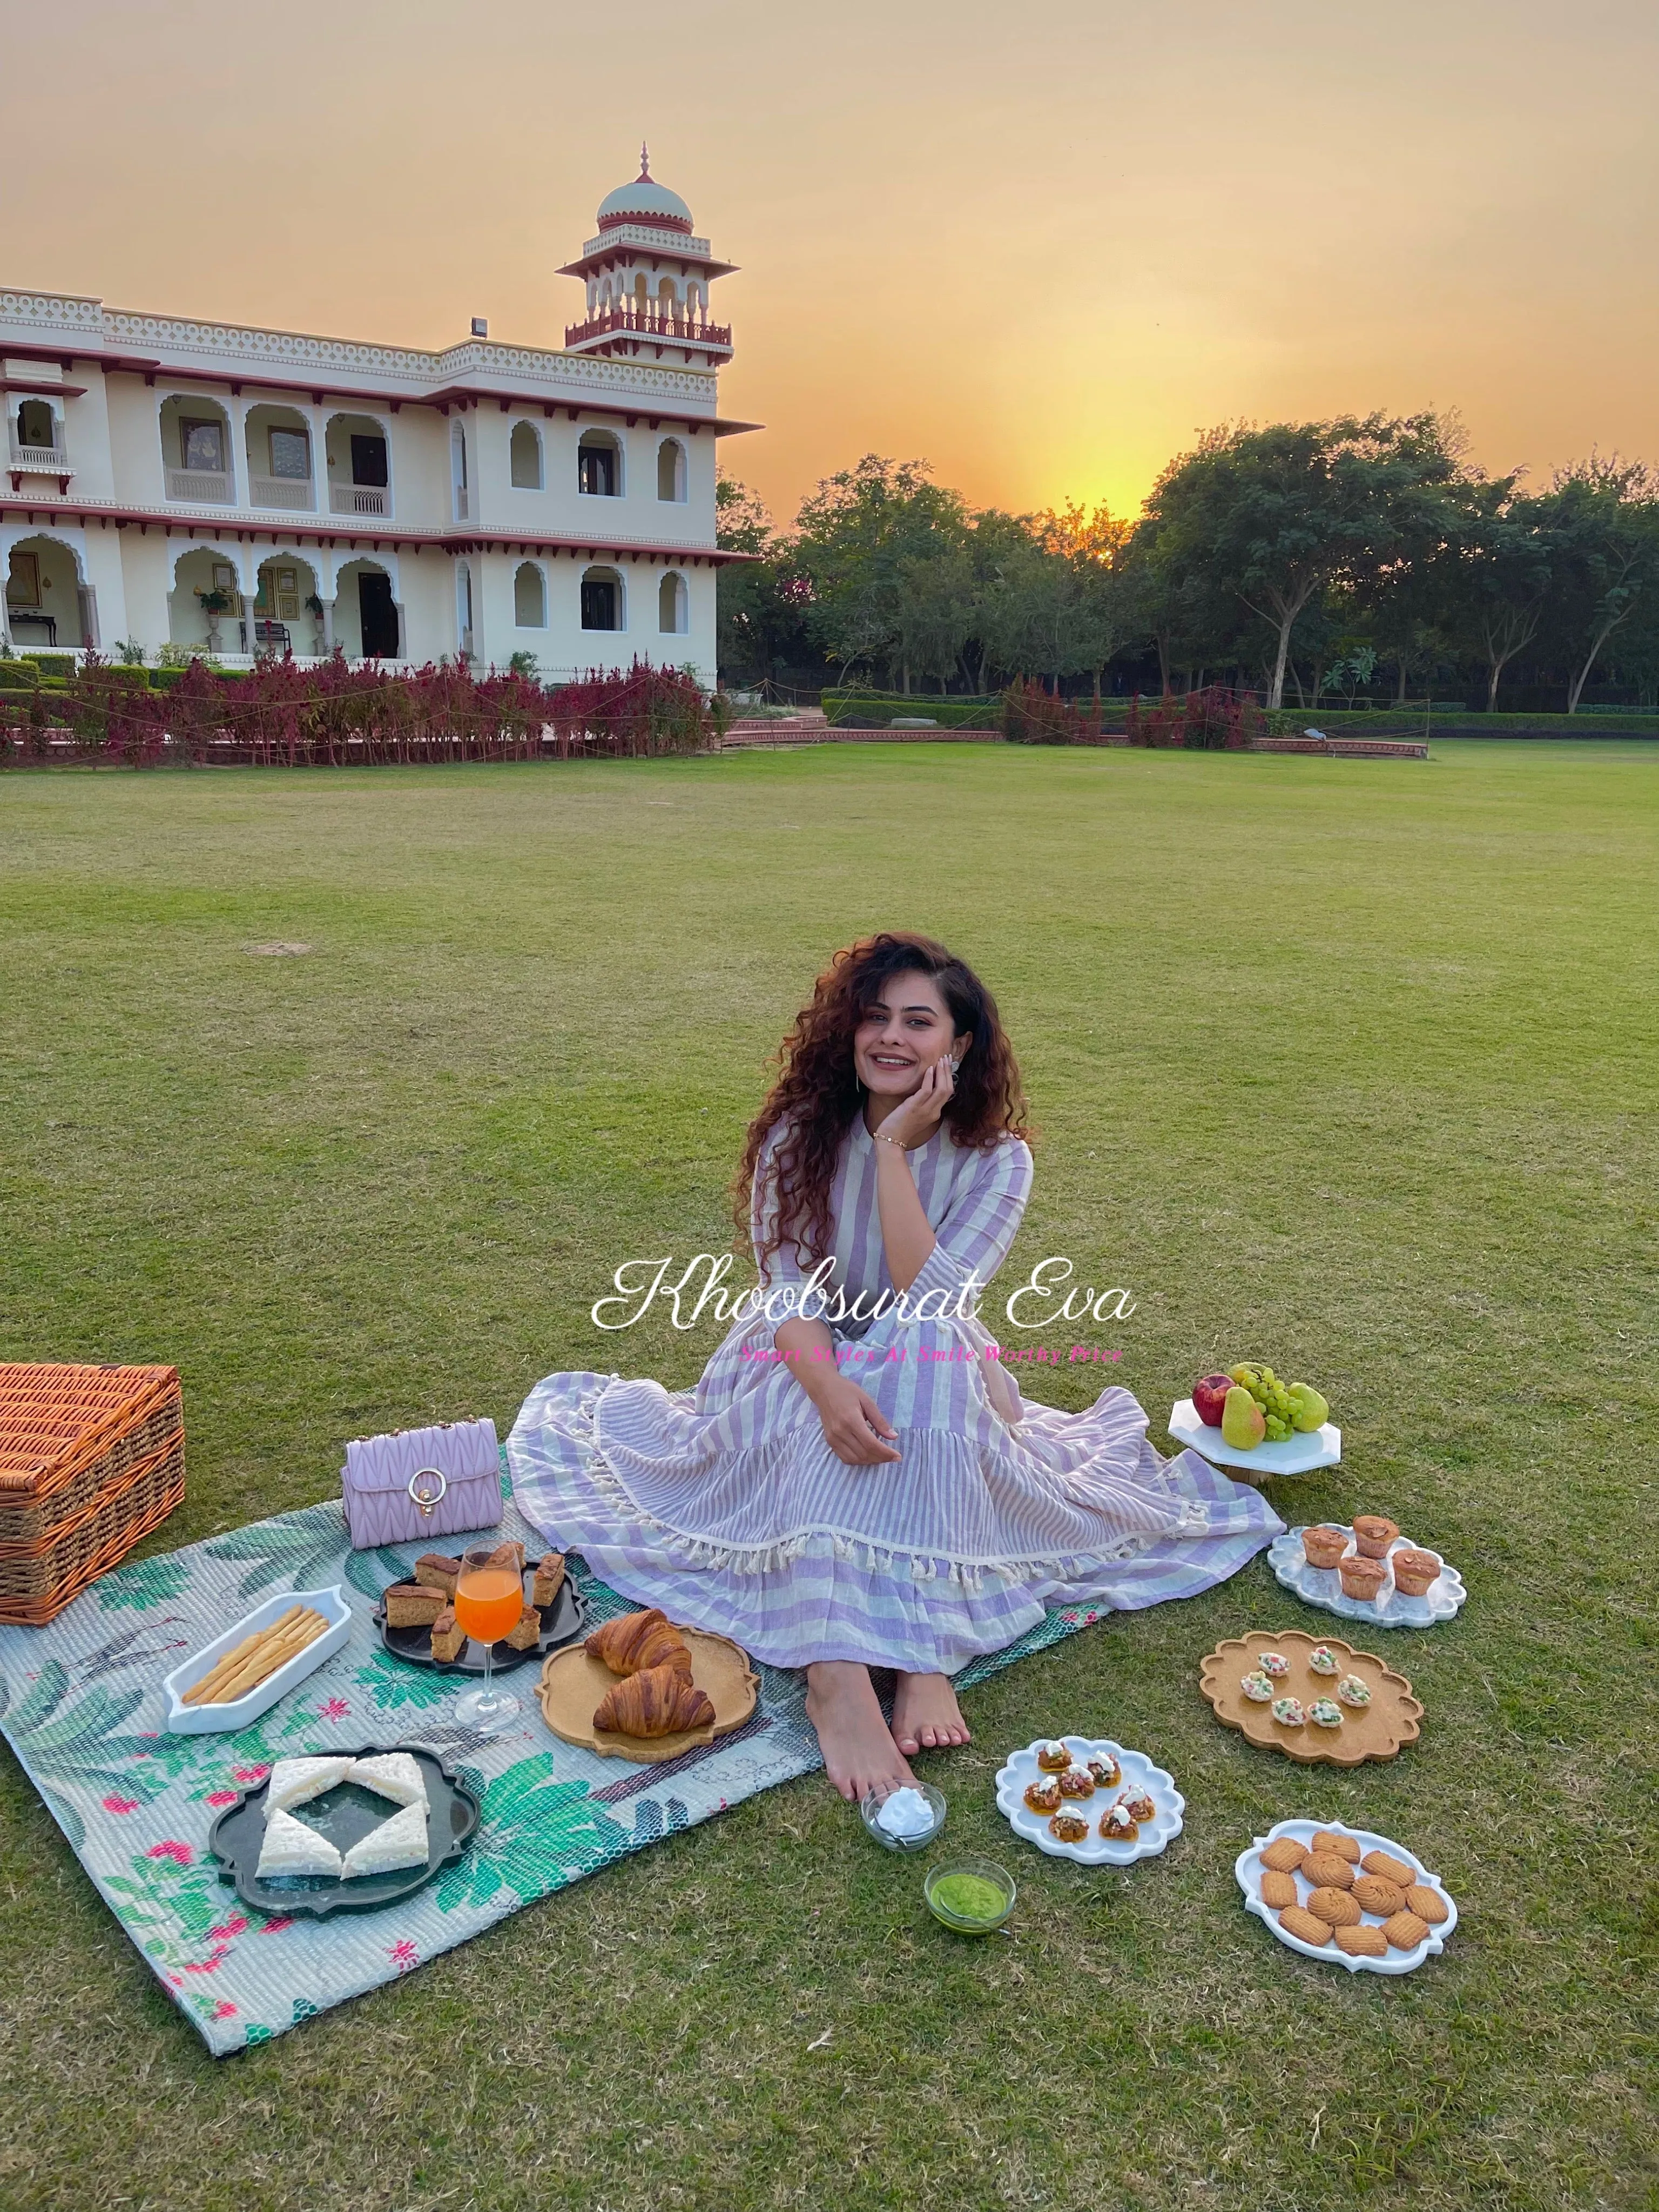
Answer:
508, 1119, 1283, 1674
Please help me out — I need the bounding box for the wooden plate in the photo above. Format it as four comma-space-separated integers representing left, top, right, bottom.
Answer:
1198, 1630, 1421, 1765
537, 1624, 759, 1762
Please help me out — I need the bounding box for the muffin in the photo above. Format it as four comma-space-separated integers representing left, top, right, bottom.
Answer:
1337, 1555, 1388, 1603
1270, 1697, 1307, 1727
1240, 1670, 1276, 1703
1350, 1515, 1399, 1560
1301, 1525, 1350, 1570
1307, 1644, 1340, 1675
1391, 1547, 1440, 1597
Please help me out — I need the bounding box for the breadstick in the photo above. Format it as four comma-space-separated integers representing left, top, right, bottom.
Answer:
199, 1612, 325, 1703
182, 1606, 305, 1704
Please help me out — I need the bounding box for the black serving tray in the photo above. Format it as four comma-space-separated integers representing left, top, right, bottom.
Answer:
207, 1743, 480, 1918
372, 1568, 588, 1676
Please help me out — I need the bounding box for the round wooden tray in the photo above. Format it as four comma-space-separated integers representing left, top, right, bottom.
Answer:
1198, 1629, 1421, 1765
537, 1623, 759, 1763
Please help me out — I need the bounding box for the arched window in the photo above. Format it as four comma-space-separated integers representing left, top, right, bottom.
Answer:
657, 438, 686, 502
16, 398, 55, 450
509, 421, 542, 490
578, 431, 622, 497
581, 566, 624, 631
514, 561, 547, 628
658, 571, 688, 635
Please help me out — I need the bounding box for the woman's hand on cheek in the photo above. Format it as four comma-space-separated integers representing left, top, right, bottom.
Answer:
816, 1377, 902, 1465
876, 1054, 955, 1149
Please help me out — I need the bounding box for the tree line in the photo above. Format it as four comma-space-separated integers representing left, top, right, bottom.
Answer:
716, 418, 1659, 712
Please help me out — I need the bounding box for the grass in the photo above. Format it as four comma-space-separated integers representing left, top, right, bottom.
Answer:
0, 742, 1654, 2212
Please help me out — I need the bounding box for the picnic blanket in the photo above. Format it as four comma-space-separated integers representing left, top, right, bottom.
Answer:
0, 1469, 1106, 2055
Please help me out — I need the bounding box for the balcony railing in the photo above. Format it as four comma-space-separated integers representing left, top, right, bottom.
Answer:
9, 441, 73, 476
249, 474, 315, 511
167, 467, 233, 503
328, 483, 390, 516
564, 308, 733, 349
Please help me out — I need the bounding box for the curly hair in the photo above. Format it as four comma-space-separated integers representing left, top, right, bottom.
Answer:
735, 932, 1031, 1268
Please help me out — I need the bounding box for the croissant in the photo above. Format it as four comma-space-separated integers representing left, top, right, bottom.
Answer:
593, 1662, 715, 1739
585, 1607, 693, 1681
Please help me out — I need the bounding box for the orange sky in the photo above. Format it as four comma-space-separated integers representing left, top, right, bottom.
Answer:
8, 0, 1657, 529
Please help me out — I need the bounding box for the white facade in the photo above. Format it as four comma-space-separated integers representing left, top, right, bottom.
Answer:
0, 157, 750, 683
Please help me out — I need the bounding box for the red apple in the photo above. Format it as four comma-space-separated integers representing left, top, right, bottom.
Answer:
1192, 1373, 1233, 1427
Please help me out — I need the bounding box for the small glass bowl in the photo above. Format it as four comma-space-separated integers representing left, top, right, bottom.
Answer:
859, 1779, 946, 1852
925, 1857, 1017, 1935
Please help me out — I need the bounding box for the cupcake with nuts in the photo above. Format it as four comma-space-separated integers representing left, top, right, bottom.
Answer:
1390, 1547, 1440, 1597
1301, 1525, 1350, 1571
1338, 1555, 1388, 1604
1350, 1515, 1400, 1560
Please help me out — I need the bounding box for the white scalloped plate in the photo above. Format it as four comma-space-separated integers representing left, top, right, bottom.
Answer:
1269, 1526, 1467, 1628
994, 1738, 1184, 1865
1168, 1399, 1341, 1478
1235, 1818, 1458, 1974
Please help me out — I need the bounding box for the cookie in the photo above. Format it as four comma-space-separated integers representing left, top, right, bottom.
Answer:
1382, 1910, 1431, 1951
1352, 1875, 1406, 1917
1333, 1922, 1389, 1958
1306, 1885, 1363, 1927
1304, 1851, 1355, 1890
1361, 1850, 1415, 1887
1278, 1906, 1333, 1947
1311, 1830, 1361, 1863
1260, 1837, 1307, 1874
1259, 1869, 1299, 1910
1403, 1882, 1448, 1925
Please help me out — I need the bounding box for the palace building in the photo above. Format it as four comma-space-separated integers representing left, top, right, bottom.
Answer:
0, 152, 750, 683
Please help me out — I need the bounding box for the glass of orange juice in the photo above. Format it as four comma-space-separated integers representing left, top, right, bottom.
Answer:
451, 1546, 525, 1734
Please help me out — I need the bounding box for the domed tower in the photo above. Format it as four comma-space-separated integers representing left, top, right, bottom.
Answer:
559, 147, 736, 368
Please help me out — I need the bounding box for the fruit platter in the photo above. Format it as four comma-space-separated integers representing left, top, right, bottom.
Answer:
1170, 1363, 1340, 1480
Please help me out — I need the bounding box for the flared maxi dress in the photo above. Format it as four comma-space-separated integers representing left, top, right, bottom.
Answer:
509, 1119, 1284, 1675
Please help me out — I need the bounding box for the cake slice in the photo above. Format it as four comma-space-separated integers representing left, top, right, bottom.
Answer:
413, 1553, 462, 1597
383, 1581, 446, 1629
256, 1805, 345, 1880
348, 1751, 428, 1810
340, 1800, 429, 1878
484, 1539, 527, 1576
530, 1552, 566, 1609
504, 1604, 542, 1651
264, 1756, 353, 1819
428, 1606, 466, 1662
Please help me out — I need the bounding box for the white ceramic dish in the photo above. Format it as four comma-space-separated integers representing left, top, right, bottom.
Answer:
1269, 1525, 1466, 1628
1168, 1399, 1341, 1478
162, 1587, 352, 1735
994, 1737, 1184, 1865
1235, 1817, 1458, 1974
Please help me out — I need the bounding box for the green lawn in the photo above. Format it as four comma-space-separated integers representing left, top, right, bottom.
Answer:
0, 743, 1653, 2212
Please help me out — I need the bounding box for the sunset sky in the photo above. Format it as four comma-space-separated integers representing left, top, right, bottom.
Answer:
8, 0, 1656, 529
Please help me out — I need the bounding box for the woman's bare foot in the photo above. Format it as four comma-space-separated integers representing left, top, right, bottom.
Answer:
891, 1671, 971, 1756
806, 1662, 916, 1801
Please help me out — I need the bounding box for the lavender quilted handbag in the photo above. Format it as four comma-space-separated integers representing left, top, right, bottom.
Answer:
340, 1418, 503, 1550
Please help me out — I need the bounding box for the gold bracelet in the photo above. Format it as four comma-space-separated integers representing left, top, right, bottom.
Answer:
875, 1133, 909, 1151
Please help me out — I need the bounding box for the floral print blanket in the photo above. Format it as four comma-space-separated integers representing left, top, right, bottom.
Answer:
0, 1476, 1091, 2054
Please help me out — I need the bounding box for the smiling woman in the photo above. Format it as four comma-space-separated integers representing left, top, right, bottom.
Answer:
508, 930, 1282, 1800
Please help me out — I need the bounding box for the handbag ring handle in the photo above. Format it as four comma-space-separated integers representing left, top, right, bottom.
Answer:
408, 1466, 448, 1518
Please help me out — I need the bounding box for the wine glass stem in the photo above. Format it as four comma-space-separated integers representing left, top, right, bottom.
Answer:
480, 1639, 494, 1706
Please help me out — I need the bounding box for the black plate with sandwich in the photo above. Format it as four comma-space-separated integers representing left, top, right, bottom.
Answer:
373, 1544, 589, 1676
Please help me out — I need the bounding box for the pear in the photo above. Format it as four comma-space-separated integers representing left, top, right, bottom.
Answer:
1220, 1386, 1266, 1450
1287, 1382, 1329, 1433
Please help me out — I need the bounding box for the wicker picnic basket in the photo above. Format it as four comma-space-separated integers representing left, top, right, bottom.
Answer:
0, 1364, 185, 1625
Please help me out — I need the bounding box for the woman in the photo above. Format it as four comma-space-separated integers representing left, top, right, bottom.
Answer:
510, 933, 1282, 1800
